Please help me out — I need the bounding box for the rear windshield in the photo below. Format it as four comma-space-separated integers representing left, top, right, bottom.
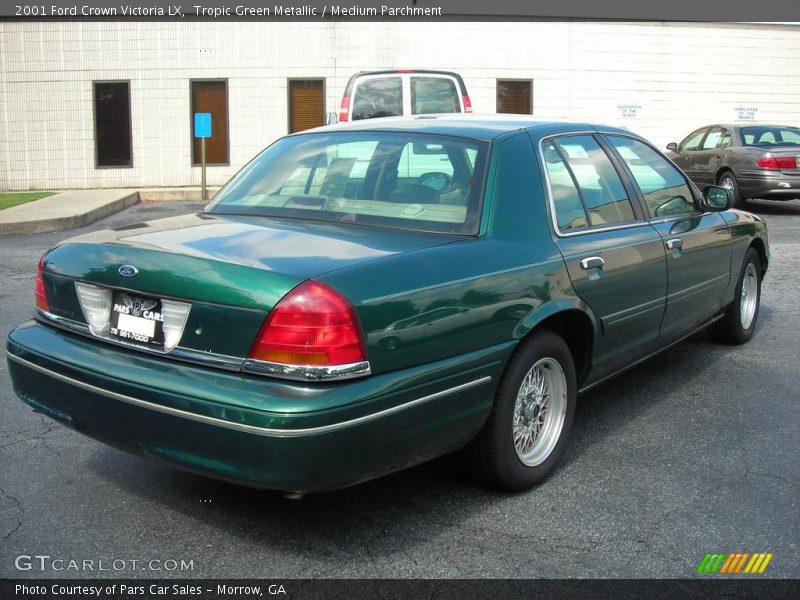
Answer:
741, 126, 800, 146
208, 132, 488, 235
351, 78, 403, 121
411, 77, 461, 114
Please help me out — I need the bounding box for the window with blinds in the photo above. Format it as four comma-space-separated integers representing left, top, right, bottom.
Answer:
191, 80, 229, 165
497, 80, 533, 115
94, 81, 132, 167
288, 79, 325, 133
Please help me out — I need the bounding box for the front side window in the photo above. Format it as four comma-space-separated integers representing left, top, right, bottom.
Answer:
411, 77, 460, 114
209, 132, 487, 234
608, 136, 695, 218
351, 78, 403, 120
678, 128, 707, 152
551, 135, 636, 226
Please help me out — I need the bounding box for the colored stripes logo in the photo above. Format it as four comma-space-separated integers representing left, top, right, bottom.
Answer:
697, 552, 773, 574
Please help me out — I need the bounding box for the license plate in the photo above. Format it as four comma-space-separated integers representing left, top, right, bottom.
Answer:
110, 291, 165, 347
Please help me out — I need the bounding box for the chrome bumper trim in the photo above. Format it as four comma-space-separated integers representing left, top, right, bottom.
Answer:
7, 351, 492, 438
241, 358, 371, 381
35, 308, 245, 372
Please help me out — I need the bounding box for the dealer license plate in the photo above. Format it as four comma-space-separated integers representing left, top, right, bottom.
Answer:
110, 291, 165, 347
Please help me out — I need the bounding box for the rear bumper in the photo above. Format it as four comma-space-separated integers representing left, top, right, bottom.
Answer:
7, 321, 508, 492
738, 172, 800, 200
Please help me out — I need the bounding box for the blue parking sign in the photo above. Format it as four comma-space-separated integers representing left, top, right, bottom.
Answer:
194, 113, 212, 138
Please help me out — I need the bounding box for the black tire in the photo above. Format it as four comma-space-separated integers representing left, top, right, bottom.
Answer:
709, 247, 762, 344
718, 171, 745, 209
467, 331, 576, 491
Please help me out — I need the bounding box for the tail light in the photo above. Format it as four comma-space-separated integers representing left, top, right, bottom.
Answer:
339, 96, 350, 122
35, 254, 49, 312
756, 154, 797, 169
463, 95, 473, 113
248, 280, 366, 367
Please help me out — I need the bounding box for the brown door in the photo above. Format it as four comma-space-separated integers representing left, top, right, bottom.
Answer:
288, 79, 324, 133
191, 80, 229, 165
497, 80, 532, 115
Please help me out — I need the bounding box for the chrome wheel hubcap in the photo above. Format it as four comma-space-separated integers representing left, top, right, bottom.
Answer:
740, 262, 758, 329
721, 177, 735, 193
513, 358, 567, 467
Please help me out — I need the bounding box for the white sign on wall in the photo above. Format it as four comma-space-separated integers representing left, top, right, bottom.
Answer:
735, 106, 759, 121
617, 103, 642, 119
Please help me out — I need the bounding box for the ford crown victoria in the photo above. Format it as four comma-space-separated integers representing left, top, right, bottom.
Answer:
7, 116, 769, 493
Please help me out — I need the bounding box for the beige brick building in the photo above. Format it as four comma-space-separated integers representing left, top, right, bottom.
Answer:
1, 20, 798, 190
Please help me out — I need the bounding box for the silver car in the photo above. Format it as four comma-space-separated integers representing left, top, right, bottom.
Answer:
666, 124, 800, 207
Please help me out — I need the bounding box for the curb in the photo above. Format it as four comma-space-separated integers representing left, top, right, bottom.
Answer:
0, 191, 140, 236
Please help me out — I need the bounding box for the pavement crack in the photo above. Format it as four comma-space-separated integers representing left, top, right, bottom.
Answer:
1, 486, 25, 541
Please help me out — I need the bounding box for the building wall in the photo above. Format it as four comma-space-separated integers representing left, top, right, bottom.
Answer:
1, 20, 799, 190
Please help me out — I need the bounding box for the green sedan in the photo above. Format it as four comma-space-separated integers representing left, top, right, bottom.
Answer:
6, 116, 769, 493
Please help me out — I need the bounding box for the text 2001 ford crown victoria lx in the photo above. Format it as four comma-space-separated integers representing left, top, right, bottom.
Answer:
7, 116, 769, 493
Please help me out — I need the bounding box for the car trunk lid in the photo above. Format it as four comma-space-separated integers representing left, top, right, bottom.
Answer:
40, 212, 466, 360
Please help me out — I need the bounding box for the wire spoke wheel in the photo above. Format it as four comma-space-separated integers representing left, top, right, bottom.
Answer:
512, 357, 567, 467
740, 262, 758, 330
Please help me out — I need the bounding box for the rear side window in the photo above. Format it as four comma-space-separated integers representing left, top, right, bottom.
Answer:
351, 77, 403, 121
551, 136, 636, 226
608, 136, 695, 218
542, 142, 588, 230
411, 77, 460, 115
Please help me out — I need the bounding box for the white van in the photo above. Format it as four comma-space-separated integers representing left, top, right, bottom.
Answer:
337, 70, 473, 122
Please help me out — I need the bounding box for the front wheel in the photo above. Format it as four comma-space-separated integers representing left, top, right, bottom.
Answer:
718, 171, 745, 208
467, 331, 576, 491
709, 247, 762, 344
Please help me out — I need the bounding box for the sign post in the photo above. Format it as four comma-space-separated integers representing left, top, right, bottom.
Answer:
193, 112, 212, 201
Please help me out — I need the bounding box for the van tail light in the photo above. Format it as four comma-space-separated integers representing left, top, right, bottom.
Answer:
248, 281, 366, 367
756, 154, 796, 169
463, 95, 473, 113
339, 96, 350, 122
35, 254, 49, 312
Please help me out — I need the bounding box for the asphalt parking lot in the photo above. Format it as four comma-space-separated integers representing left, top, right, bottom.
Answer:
1, 200, 798, 579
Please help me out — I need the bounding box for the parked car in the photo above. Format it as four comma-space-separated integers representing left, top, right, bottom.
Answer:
337, 69, 472, 122
7, 116, 768, 494
666, 124, 800, 207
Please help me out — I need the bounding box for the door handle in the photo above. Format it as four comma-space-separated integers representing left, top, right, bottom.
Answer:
665, 238, 683, 250
580, 256, 605, 270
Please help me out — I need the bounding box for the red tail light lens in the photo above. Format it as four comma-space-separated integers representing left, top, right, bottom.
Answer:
756, 154, 797, 169
35, 254, 49, 312
249, 281, 366, 366
339, 96, 350, 122
463, 95, 473, 113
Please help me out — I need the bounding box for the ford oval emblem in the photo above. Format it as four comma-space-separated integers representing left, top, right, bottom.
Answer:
118, 264, 139, 277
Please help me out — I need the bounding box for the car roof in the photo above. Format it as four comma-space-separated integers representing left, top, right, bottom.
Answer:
699, 123, 797, 130
309, 114, 631, 141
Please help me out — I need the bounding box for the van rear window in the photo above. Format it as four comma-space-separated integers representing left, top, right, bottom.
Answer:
412, 77, 460, 114
351, 78, 403, 121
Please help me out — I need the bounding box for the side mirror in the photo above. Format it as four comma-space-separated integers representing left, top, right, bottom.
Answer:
702, 185, 730, 211
325, 112, 338, 125
666, 142, 678, 152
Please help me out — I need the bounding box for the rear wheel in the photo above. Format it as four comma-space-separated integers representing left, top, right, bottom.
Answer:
467, 331, 576, 490
718, 171, 745, 208
709, 248, 761, 344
